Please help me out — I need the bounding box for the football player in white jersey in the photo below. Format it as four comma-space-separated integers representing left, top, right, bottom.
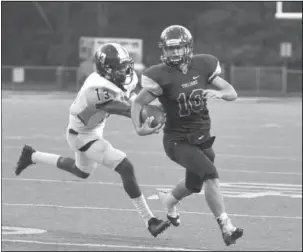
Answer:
14, 43, 170, 237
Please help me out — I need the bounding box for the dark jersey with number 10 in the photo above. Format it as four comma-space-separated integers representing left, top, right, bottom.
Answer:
142, 54, 221, 140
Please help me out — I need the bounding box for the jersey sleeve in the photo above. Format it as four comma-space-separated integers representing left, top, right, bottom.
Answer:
141, 65, 163, 96
85, 86, 118, 106
86, 75, 123, 106
203, 54, 222, 83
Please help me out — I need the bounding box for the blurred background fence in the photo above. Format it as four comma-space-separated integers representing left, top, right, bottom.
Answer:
1, 2, 302, 96
230, 66, 302, 94
1, 66, 79, 91
2, 65, 301, 95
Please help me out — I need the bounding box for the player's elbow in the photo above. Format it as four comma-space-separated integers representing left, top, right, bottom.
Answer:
222, 89, 237, 101
230, 90, 238, 101
226, 85, 238, 101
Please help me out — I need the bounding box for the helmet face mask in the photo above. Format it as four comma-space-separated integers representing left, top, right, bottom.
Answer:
107, 60, 134, 86
95, 43, 134, 90
160, 44, 192, 67
159, 25, 193, 71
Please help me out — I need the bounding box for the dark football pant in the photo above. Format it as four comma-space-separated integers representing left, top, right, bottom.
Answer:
163, 133, 219, 193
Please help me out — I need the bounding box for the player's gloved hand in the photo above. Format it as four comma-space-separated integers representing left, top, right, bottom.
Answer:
136, 116, 163, 136
203, 90, 223, 99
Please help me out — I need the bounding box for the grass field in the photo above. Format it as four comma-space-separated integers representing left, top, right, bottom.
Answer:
1, 91, 302, 251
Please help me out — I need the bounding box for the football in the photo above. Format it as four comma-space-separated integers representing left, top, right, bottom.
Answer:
140, 105, 165, 128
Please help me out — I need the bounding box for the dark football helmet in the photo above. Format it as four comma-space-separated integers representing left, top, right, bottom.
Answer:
158, 25, 193, 71
94, 43, 134, 91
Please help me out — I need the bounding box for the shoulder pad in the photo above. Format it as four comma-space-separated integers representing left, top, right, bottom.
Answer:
192, 54, 221, 82
85, 72, 121, 94
143, 63, 166, 85
193, 54, 219, 66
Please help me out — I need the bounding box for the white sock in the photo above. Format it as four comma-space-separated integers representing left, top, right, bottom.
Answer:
166, 192, 179, 217
131, 194, 154, 226
217, 212, 236, 232
217, 212, 228, 221
31, 151, 60, 166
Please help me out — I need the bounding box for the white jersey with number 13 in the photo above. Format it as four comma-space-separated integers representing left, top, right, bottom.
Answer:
68, 71, 138, 134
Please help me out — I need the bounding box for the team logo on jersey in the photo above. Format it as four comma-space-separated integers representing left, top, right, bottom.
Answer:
181, 79, 198, 88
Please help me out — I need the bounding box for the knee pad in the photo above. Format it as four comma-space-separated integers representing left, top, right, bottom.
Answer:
185, 172, 204, 193
114, 157, 135, 178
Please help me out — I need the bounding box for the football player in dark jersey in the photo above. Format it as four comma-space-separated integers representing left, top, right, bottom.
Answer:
131, 25, 243, 246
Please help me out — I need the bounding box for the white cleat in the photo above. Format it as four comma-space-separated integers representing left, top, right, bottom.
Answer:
158, 191, 180, 227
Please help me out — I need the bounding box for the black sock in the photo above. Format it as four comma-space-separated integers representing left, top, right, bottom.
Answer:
56, 157, 90, 179
115, 158, 141, 199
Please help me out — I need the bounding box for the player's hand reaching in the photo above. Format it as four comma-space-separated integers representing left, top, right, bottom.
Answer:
136, 116, 163, 136
203, 90, 223, 99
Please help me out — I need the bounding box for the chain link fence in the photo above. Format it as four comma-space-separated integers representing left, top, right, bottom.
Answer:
1, 65, 302, 95
230, 66, 302, 95
1, 66, 79, 92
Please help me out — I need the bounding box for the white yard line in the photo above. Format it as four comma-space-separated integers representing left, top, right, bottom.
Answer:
2, 158, 302, 175
2, 177, 302, 189
2, 202, 302, 220
2, 143, 301, 162
1, 239, 204, 251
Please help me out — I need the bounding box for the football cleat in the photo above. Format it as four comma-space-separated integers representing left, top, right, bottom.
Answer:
158, 191, 180, 227
217, 217, 243, 246
15, 145, 36, 176
147, 217, 171, 237
222, 227, 244, 246
166, 213, 181, 227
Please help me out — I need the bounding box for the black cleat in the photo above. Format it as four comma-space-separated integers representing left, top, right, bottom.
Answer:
222, 228, 244, 246
147, 217, 171, 237
15, 145, 36, 176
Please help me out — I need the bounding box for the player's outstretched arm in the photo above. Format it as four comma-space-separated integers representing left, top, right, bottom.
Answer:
98, 99, 132, 118
131, 88, 161, 136
205, 76, 238, 101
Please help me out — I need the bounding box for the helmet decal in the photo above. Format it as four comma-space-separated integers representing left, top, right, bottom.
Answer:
94, 43, 134, 90
110, 43, 130, 62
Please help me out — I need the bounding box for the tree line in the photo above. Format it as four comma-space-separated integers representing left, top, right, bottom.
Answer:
2, 2, 302, 68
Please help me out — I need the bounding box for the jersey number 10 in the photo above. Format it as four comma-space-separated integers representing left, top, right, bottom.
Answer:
177, 89, 205, 117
